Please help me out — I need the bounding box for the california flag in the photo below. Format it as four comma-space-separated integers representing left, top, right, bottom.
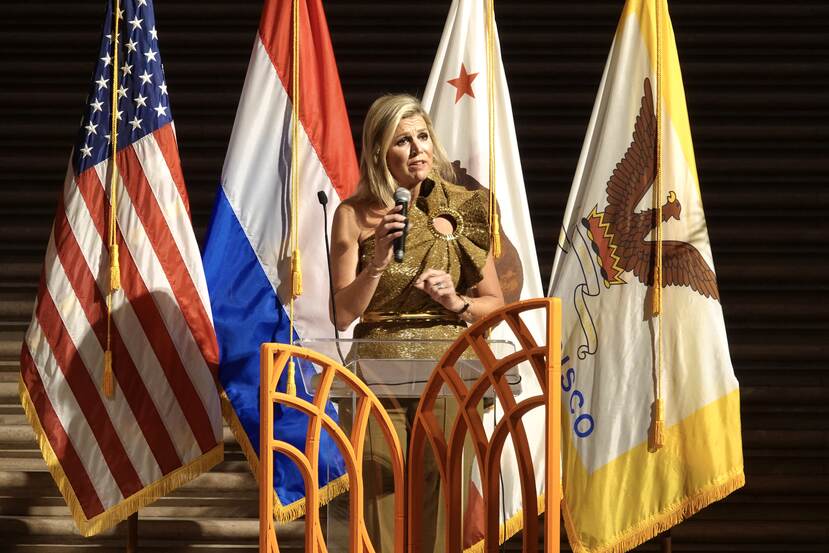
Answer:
547, 1, 745, 552
422, 0, 547, 549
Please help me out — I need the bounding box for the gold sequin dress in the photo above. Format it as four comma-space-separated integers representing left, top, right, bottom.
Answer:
353, 179, 491, 359
346, 179, 490, 553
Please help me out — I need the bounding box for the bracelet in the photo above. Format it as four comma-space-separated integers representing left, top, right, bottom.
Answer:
366, 259, 386, 279
454, 294, 473, 322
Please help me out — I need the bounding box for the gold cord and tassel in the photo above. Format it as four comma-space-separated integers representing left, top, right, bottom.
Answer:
103, 351, 114, 397
484, 0, 501, 258
285, 358, 297, 397
291, 250, 303, 297
650, 399, 665, 450
491, 211, 502, 258
109, 244, 121, 291
285, 0, 302, 396
649, 0, 665, 451
103, 0, 123, 398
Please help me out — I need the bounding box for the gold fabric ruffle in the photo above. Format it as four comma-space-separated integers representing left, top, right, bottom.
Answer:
354, 179, 490, 359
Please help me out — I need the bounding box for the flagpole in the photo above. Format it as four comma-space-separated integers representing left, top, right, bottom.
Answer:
659, 529, 672, 553
649, 0, 666, 452
484, 0, 501, 258
112, 4, 135, 544
286, 0, 303, 396
103, 0, 124, 399
127, 512, 138, 552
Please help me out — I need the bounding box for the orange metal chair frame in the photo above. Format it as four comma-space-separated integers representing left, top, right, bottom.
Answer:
259, 344, 406, 553
407, 298, 561, 553
259, 298, 560, 553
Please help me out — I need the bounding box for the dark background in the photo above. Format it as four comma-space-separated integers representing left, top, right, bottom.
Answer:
1, 0, 827, 551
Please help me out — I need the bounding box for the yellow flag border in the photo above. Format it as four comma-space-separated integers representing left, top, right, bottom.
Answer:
561, 389, 744, 553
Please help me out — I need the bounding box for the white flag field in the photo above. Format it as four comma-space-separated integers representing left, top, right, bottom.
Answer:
547, 1, 744, 552
422, 0, 547, 549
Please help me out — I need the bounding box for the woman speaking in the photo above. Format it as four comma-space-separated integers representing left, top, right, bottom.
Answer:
331, 93, 504, 340
329, 93, 504, 552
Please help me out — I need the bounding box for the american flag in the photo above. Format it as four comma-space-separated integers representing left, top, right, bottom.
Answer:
19, 0, 223, 536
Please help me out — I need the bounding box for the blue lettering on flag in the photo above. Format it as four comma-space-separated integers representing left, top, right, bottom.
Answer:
561, 354, 595, 438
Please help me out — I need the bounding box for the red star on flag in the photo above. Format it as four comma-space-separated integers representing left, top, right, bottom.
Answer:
447, 63, 479, 103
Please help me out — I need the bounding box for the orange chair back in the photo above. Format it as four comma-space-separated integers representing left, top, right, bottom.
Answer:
259, 344, 406, 553
407, 298, 561, 553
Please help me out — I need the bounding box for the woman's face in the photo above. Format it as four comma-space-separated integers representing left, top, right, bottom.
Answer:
385, 115, 433, 189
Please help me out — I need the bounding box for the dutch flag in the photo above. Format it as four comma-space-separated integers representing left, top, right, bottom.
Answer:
202, 0, 358, 520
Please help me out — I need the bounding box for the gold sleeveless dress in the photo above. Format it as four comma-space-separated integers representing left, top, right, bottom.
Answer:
346, 179, 490, 553
353, 179, 491, 358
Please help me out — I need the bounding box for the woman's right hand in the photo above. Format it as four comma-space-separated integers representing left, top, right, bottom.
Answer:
371, 204, 407, 269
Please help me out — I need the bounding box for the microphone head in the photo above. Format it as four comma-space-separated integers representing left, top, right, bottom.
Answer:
317, 190, 328, 205
393, 187, 411, 204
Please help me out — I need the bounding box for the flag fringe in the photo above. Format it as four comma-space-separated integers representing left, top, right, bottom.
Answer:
561, 469, 745, 553
19, 376, 223, 537
463, 493, 548, 553
220, 390, 349, 522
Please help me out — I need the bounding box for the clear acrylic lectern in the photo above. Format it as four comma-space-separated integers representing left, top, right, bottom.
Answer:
295, 337, 520, 553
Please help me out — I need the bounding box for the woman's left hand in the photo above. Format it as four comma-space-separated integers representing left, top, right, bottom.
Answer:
414, 269, 465, 312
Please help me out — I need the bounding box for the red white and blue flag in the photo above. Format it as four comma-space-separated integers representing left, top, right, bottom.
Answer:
202, 0, 358, 520
19, 0, 223, 536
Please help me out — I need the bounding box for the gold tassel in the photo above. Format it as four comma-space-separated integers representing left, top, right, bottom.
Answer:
491, 211, 502, 258
651, 265, 661, 316
103, 350, 114, 398
109, 243, 121, 291
649, 399, 664, 451
291, 249, 302, 297
286, 359, 297, 396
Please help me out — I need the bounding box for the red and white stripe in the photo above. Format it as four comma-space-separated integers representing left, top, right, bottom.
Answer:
21, 125, 222, 526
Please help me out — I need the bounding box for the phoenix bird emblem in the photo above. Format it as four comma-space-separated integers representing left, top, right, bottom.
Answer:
582, 78, 720, 301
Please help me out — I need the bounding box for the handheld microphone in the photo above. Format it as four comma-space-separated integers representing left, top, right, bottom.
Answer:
317, 190, 345, 365
392, 187, 410, 263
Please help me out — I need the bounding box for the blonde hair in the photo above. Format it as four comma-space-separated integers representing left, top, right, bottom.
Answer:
354, 94, 454, 206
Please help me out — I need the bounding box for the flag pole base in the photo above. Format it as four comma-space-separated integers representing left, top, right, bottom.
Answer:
127, 512, 138, 553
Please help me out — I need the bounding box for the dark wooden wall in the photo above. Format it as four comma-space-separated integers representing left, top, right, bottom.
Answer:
1, 0, 827, 551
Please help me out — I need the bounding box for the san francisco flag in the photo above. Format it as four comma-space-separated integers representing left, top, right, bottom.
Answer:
547, 1, 744, 551
422, 0, 547, 549
19, 0, 222, 536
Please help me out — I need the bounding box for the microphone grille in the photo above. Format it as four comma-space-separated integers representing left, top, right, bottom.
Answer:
393, 187, 411, 203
